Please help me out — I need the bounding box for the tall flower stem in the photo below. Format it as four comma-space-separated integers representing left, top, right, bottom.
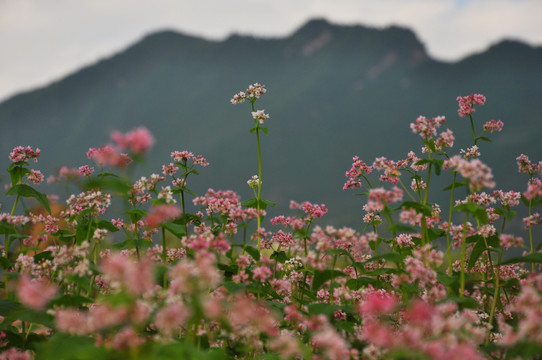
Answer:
252, 101, 264, 258
469, 114, 477, 145
459, 212, 469, 298
446, 172, 457, 275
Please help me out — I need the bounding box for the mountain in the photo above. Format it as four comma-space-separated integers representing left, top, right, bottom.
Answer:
1, 18, 541, 229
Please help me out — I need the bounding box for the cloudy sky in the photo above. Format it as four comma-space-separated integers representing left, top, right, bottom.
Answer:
1, 0, 541, 101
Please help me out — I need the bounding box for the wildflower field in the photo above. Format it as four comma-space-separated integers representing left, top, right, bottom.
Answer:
1, 84, 541, 359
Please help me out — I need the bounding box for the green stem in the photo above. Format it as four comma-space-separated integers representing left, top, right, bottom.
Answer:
446, 172, 457, 275
459, 212, 469, 298
398, 178, 416, 202
180, 189, 188, 237
469, 114, 477, 146
421, 163, 432, 246
162, 226, 167, 263
10, 194, 20, 216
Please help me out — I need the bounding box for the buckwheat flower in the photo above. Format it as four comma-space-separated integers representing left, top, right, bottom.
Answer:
252, 110, 269, 124
87, 145, 132, 168
435, 128, 455, 150
111, 326, 145, 351
78, 165, 94, 177
9, 145, 40, 163
16, 275, 57, 310
171, 150, 193, 162
158, 186, 176, 204
245, 83, 266, 99
411, 178, 426, 192
359, 291, 397, 316
444, 156, 495, 191
523, 213, 541, 229
396, 233, 415, 247
524, 178, 542, 200
192, 154, 209, 167
26, 169, 44, 184
145, 204, 181, 227
247, 175, 259, 188
154, 303, 189, 336
230, 91, 247, 104
460, 145, 480, 159
0, 348, 32, 360
112, 218, 124, 229
162, 163, 178, 176
457, 93, 486, 117
111, 126, 154, 154
483, 119, 504, 133
493, 190, 521, 207
252, 265, 272, 283
410, 115, 446, 140
500, 234, 524, 249
478, 224, 496, 238
311, 327, 350, 360
93, 228, 108, 242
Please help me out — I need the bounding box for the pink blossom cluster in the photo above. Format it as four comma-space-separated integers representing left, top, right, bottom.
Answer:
9, 145, 40, 163
364, 187, 403, 212
170, 150, 209, 166
343, 155, 373, 190
409, 115, 446, 140
230, 83, 267, 104
111, 126, 154, 154
251, 110, 269, 124
144, 204, 181, 228
483, 119, 504, 132
456, 93, 486, 117
524, 178, 542, 200
87, 145, 132, 168
443, 155, 496, 191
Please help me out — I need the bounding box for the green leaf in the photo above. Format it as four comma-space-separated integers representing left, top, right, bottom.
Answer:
312, 269, 346, 290
500, 253, 542, 265
241, 198, 258, 208
97, 220, 119, 232
35, 333, 109, 360
0, 221, 17, 235
476, 136, 492, 143
49, 295, 93, 308
6, 184, 51, 214
243, 245, 260, 261
453, 203, 488, 224
437, 272, 457, 286
398, 201, 432, 216
438, 296, 478, 309
124, 208, 146, 223
66, 275, 92, 293
163, 222, 187, 240
428, 228, 446, 241
1, 309, 54, 329
270, 251, 288, 263
307, 303, 340, 316
84, 175, 130, 194
388, 224, 416, 233
0, 298, 21, 316
346, 277, 377, 290
364, 252, 404, 265
442, 181, 466, 191
33, 251, 54, 263
260, 126, 269, 135
261, 198, 276, 207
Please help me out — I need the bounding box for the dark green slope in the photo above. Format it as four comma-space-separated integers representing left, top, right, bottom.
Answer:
1, 19, 541, 227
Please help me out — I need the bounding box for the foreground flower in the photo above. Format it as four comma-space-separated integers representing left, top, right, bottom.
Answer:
145, 204, 181, 227
111, 126, 155, 154
457, 93, 486, 117
16, 276, 57, 310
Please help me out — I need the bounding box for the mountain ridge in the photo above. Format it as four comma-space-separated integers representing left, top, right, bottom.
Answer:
1, 18, 541, 229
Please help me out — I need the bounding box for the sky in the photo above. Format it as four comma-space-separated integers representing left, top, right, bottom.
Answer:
1, 0, 541, 102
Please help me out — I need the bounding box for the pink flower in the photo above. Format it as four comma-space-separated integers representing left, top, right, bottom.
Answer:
78, 165, 94, 177
26, 169, 44, 184
252, 110, 269, 124
231, 83, 266, 104
410, 115, 446, 140
111, 126, 154, 154
359, 291, 397, 316
154, 303, 189, 335
252, 266, 272, 283
16, 276, 57, 310
456, 93, 486, 117
396, 233, 415, 247
483, 119, 504, 133
144, 204, 181, 228
9, 145, 40, 163
87, 145, 132, 168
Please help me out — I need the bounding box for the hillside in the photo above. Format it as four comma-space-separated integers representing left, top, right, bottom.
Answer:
1, 18, 541, 228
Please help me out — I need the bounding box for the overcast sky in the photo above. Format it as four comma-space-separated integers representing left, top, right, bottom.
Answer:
1, 0, 541, 102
